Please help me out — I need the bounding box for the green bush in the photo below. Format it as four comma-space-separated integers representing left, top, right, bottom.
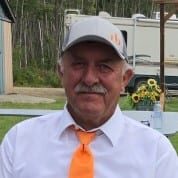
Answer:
12, 45, 61, 88
13, 67, 61, 88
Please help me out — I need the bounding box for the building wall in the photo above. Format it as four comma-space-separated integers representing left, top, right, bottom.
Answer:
3, 21, 13, 94
0, 2, 14, 94
0, 20, 4, 94
0, 20, 13, 94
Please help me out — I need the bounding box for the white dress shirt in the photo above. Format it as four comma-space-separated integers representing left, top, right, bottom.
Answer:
0, 106, 178, 178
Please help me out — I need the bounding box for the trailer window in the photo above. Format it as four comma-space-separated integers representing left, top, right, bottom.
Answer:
121, 30, 127, 46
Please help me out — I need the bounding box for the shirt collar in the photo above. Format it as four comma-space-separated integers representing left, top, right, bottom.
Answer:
57, 105, 76, 137
57, 105, 90, 136
99, 105, 125, 147
58, 105, 125, 147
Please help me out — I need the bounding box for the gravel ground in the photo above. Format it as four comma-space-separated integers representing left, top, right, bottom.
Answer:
0, 87, 66, 103
0, 94, 56, 103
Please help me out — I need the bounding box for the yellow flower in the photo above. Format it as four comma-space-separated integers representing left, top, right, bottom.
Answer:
150, 94, 157, 102
151, 91, 158, 101
153, 91, 159, 97
148, 79, 157, 87
132, 93, 140, 103
145, 91, 150, 97
130, 78, 161, 108
155, 85, 161, 93
138, 84, 146, 92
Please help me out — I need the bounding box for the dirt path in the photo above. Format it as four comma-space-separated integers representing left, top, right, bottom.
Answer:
0, 87, 66, 103
13, 87, 66, 100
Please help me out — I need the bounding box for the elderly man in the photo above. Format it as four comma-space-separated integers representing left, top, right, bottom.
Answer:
0, 17, 178, 178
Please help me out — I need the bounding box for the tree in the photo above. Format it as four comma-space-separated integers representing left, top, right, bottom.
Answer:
9, 0, 157, 87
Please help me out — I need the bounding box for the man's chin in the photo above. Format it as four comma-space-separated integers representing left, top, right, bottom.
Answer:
77, 105, 104, 116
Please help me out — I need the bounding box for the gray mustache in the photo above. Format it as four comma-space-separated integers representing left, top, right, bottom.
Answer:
74, 83, 107, 94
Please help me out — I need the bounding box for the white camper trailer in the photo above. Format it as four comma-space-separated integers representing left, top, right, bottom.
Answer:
64, 10, 178, 93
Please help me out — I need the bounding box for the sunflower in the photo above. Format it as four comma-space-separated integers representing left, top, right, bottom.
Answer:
150, 94, 157, 102
139, 91, 146, 98
155, 85, 161, 93
144, 91, 150, 97
147, 79, 157, 87
130, 78, 161, 109
138, 84, 147, 92
151, 91, 158, 102
153, 91, 159, 97
131, 93, 140, 103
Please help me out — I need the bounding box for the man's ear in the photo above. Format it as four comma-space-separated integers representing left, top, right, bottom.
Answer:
121, 68, 134, 92
57, 63, 64, 78
57, 63, 64, 87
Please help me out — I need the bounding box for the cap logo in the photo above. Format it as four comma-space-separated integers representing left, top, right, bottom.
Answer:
110, 33, 120, 46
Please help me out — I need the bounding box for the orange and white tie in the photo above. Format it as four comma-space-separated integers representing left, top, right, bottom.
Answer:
69, 130, 96, 178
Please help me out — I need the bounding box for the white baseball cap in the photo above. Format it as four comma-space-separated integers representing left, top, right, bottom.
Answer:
62, 16, 128, 61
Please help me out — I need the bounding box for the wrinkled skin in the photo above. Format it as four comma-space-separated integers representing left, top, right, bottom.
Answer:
58, 42, 133, 130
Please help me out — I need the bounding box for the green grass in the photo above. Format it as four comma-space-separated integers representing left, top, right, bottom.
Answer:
165, 97, 178, 111
0, 99, 66, 142
169, 133, 178, 152
0, 116, 27, 141
0, 96, 178, 152
0, 99, 66, 109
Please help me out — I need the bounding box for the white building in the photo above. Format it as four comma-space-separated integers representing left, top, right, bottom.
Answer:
0, 0, 15, 94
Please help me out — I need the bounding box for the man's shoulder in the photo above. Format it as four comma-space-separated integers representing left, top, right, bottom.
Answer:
122, 114, 175, 151
122, 113, 163, 139
2, 111, 64, 142
15, 111, 64, 131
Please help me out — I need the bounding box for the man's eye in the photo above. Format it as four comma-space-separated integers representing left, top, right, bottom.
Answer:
99, 64, 113, 73
72, 62, 85, 69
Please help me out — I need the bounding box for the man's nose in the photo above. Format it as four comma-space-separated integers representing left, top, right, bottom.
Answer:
82, 66, 99, 86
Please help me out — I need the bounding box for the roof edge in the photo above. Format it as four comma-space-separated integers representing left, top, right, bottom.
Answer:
1, 0, 16, 23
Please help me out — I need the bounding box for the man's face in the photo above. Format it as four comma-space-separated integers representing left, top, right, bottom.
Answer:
59, 42, 132, 130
